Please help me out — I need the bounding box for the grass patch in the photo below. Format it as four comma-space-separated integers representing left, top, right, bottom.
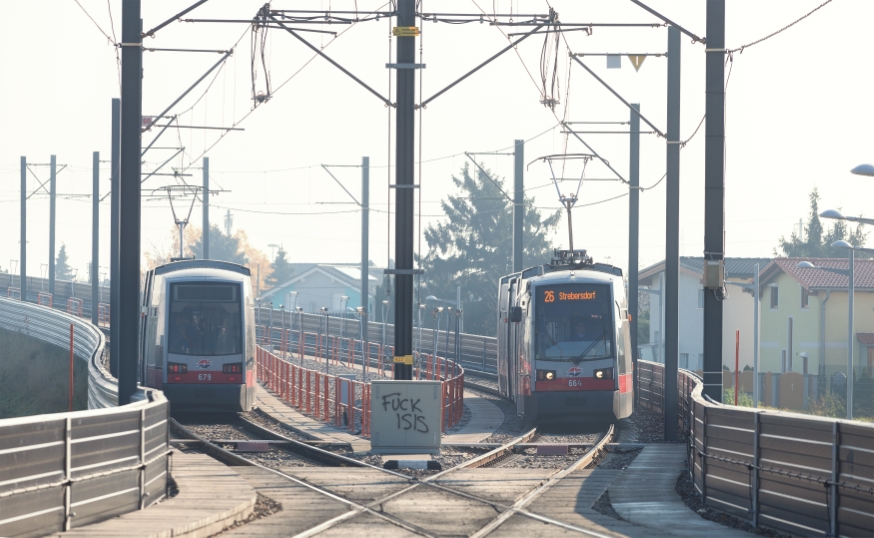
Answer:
0, 328, 89, 418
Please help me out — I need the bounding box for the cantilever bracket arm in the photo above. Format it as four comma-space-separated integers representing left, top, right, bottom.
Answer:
561, 122, 628, 185
142, 0, 212, 38
627, 0, 705, 44
421, 20, 548, 107
464, 153, 513, 203
569, 54, 666, 139
148, 51, 232, 133
321, 165, 361, 206
270, 16, 392, 106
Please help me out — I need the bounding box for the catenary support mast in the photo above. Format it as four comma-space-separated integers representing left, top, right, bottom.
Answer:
110, 98, 121, 377
628, 104, 640, 400
703, 0, 726, 403
118, 1, 143, 405
664, 27, 681, 441
513, 139, 524, 273
392, 0, 416, 380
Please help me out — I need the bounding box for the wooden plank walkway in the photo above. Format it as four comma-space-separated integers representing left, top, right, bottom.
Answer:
54, 452, 256, 538
608, 445, 748, 537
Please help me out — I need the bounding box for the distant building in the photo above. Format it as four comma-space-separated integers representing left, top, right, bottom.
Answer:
639, 257, 769, 371
259, 263, 381, 313
758, 257, 874, 379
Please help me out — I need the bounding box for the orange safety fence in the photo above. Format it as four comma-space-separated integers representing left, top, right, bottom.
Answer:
255, 344, 464, 436
37, 292, 52, 308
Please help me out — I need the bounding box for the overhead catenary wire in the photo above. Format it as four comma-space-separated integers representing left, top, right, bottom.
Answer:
726, 0, 834, 55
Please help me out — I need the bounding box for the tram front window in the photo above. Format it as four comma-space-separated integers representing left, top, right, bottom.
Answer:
535, 284, 613, 361
168, 283, 242, 356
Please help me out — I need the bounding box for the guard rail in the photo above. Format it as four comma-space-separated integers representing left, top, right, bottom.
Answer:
0, 297, 170, 537
637, 360, 874, 537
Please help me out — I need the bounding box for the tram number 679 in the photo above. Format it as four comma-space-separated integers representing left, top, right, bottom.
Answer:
198, 373, 212, 381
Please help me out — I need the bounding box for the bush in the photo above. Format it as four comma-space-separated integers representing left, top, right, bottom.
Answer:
808, 391, 846, 419
722, 388, 755, 408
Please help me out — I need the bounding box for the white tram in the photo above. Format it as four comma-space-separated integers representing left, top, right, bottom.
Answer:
140, 260, 256, 411
497, 250, 633, 423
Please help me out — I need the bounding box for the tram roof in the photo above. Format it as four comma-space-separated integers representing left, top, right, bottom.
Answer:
154, 259, 251, 277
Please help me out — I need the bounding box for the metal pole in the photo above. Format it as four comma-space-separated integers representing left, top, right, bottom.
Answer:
513, 139, 524, 272
663, 25, 681, 441
847, 248, 854, 420
110, 98, 121, 378
92, 151, 99, 324
69, 324, 74, 412
702, 0, 726, 403
203, 156, 209, 259
49, 155, 57, 295
629, 104, 640, 383
362, 156, 370, 369
20, 156, 26, 302
659, 272, 664, 364
118, 1, 143, 405
457, 285, 463, 335
753, 263, 760, 408
393, 0, 415, 380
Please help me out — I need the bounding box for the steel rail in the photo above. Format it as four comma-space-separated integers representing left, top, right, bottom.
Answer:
470, 424, 616, 538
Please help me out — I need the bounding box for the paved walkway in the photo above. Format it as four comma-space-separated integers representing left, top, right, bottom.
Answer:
255, 384, 372, 453
608, 444, 748, 537
443, 391, 504, 444
55, 452, 256, 537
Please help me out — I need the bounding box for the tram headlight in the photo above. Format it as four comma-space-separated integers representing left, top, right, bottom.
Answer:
223, 363, 243, 374
593, 367, 613, 380
536, 369, 556, 381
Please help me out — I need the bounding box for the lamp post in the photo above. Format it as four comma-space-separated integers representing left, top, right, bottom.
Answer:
426, 294, 463, 337
319, 306, 329, 374
382, 299, 391, 372
279, 304, 285, 357
295, 306, 304, 362
340, 295, 349, 357
724, 263, 760, 407
431, 307, 443, 378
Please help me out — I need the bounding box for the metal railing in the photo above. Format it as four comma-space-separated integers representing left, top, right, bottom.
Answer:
256, 338, 465, 435
637, 360, 874, 537
0, 298, 170, 536
256, 307, 497, 374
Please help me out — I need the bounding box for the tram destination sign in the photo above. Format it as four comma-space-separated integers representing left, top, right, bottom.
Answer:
543, 289, 597, 302
370, 380, 441, 454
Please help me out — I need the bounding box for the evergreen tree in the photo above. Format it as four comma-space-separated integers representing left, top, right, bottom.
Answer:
775, 188, 869, 257
419, 164, 561, 336
190, 224, 248, 265
266, 247, 294, 288
56, 244, 73, 280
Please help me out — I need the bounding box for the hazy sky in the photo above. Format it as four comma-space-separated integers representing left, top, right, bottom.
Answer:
0, 0, 871, 281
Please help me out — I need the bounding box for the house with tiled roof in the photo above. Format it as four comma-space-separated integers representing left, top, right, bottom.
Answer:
758, 257, 874, 384
259, 263, 382, 313
638, 257, 770, 371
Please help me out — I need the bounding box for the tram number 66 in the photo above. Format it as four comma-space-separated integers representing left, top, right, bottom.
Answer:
544, 290, 555, 303
198, 373, 212, 381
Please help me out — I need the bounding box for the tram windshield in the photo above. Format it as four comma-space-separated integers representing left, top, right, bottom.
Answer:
535, 283, 613, 361
168, 283, 242, 356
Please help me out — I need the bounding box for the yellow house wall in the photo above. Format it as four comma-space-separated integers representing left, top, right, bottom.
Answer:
759, 271, 874, 377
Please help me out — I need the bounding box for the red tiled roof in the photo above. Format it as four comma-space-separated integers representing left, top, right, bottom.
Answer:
762, 257, 874, 290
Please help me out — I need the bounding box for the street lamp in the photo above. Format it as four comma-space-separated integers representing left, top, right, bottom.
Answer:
295, 306, 304, 361
426, 293, 464, 339
850, 163, 874, 177
431, 307, 443, 377
820, 209, 874, 227
724, 263, 760, 407
340, 295, 349, 356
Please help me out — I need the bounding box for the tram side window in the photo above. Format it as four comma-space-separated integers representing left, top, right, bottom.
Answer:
168, 283, 242, 356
